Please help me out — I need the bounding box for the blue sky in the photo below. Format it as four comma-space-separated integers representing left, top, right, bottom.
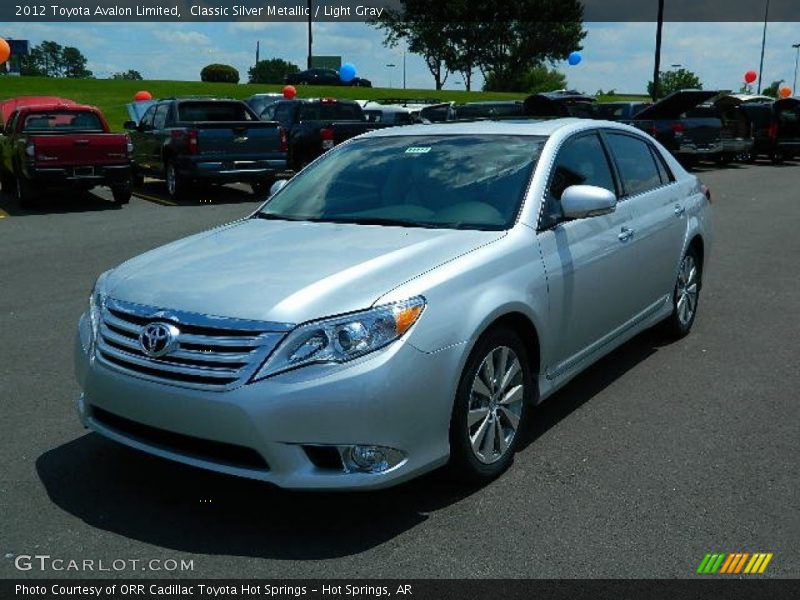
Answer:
2, 21, 799, 93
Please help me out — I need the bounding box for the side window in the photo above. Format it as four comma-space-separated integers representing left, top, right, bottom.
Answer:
650, 145, 674, 184
139, 105, 157, 130
541, 133, 616, 229
153, 103, 170, 130
605, 133, 663, 196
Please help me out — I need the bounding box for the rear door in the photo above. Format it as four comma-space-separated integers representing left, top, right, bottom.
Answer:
536, 132, 641, 375
604, 131, 686, 310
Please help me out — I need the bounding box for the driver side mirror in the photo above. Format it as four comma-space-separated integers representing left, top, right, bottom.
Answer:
561, 185, 617, 219
123, 120, 138, 131
269, 179, 289, 196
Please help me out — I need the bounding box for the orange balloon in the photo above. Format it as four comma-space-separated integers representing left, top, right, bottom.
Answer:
133, 90, 153, 101
779, 86, 792, 98
283, 85, 297, 100
0, 38, 10, 65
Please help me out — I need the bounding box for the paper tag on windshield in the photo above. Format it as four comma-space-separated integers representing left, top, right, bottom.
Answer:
405, 147, 431, 154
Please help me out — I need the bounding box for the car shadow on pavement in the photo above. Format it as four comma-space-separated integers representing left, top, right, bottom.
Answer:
35, 328, 666, 560
0, 189, 123, 216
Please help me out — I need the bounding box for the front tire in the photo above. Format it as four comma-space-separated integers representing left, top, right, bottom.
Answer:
16, 174, 37, 209
661, 247, 702, 338
449, 327, 533, 483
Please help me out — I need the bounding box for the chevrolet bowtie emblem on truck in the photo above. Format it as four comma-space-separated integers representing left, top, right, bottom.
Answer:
139, 322, 180, 358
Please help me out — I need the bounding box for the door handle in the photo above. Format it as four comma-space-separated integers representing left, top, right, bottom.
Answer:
674, 204, 686, 217
618, 227, 635, 242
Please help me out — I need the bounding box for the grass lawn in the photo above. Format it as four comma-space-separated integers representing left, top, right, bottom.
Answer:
0, 76, 649, 130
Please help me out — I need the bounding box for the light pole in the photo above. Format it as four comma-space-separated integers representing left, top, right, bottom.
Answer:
307, 0, 313, 70
386, 63, 396, 88
757, 0, 770, 94
652, 0, 665, 100
793, 43, 800, 95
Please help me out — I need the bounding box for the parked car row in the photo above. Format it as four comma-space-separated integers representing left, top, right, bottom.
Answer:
419, 90, 800, 167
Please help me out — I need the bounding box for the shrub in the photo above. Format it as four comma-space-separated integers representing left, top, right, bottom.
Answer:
200, 64, 240, 84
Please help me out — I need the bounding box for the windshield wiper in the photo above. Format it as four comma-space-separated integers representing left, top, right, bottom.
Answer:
322, 217, 442, 228
254, 213, 318, 222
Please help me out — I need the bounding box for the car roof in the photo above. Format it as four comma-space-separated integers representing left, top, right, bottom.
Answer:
364, 118, 586, 137
363, 104, 411, 113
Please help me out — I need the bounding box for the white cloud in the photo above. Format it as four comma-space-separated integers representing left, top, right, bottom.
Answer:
152, 30, 211, 45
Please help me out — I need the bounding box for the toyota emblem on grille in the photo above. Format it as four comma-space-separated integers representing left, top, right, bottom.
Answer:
139, 322, 180, 358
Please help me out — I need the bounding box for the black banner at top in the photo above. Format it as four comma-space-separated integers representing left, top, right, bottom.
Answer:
1, 0, 800, 23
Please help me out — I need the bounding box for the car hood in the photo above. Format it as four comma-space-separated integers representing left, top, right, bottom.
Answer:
105, 218, 504, 324
634, 90, 720, 120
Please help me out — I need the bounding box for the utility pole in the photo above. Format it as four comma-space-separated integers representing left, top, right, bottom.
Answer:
307, 0, 313, 69
793, 43, 800, 95
652, 0, 665, 101
403, 48, 406, 89
757, 0, 770, 94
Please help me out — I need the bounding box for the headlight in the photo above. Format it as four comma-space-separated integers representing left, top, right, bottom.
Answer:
252, 296, 425, 380
87, 271, 110, 362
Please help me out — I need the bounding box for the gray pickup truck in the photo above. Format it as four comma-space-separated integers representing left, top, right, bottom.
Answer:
124, 97, 289, 200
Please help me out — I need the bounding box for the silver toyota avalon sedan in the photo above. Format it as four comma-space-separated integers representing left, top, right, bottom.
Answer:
75, 119, 712, 490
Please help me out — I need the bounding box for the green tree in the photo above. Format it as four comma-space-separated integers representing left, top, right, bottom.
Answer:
112, 69, 143, 80
762, 80, 782, 98
375, 4, 452, 90
201, 64, 240, 84
647, 68, 702, 99
375, 1, 585, 92
484, 64, 566, 93
39, 41, 65, 77
62, 46, 92, 78
248, 58, 300, 84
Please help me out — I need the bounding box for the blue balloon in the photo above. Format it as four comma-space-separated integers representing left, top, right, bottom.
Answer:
568, 51, 582, 66
340, 63, 357, 83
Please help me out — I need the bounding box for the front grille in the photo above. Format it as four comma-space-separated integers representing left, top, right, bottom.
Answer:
92, 406, 269, 471
96, 297, 291, 391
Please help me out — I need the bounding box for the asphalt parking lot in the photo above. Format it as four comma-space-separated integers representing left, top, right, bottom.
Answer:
1, 161, 798, 579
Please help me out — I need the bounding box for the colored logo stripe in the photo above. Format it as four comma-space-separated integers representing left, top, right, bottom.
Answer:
698, 553, 773, 574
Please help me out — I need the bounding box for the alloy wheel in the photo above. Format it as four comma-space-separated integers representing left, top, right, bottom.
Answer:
676, 254, 699, 327
468, 346, 524, 464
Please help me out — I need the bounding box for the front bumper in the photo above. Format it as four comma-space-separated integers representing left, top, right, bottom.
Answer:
74, 323, 462, 490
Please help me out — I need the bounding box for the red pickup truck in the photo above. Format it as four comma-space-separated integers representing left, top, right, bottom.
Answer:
0, 100, 133, 207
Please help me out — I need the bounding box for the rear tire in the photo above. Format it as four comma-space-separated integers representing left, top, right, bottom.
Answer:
0, 170, 14, 194
132, 169, 145, 188
448, 326, 534, 483
251, 178, 275, 197
165, 160, 188, 201
660, 246, 702, 339
111, 182, 132, 204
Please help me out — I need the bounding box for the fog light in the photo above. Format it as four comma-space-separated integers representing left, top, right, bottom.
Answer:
343, 445, 406, 474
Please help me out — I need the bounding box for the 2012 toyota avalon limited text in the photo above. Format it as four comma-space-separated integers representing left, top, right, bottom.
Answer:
75, 119, 712, 490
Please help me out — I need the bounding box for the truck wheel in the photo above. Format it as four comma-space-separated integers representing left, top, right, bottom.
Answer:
0, 171, 14, 194
111, 182, 132, 205
251, 179, 274, 197
771, 152, 785, 165
132, 169, 145, 188
16, 175, 37, 209
165, 160, 188, 201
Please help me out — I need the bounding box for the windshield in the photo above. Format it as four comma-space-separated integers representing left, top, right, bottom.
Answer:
22, 111, 103, 133
258, 135, 545, 230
